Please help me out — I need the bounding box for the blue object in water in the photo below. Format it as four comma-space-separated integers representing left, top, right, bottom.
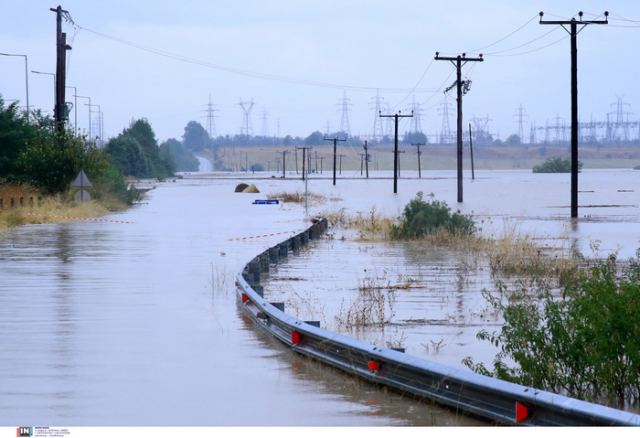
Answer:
253, 199, 279, 205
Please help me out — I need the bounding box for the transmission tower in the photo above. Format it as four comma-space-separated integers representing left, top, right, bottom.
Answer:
438, 98, 453, 144
608, 95, 632, 142
513, 104, 528, 141
369, 89, 385, 140
203, 94, 217, 138
337, 90, 352, 136
407, 96, 423, 133
261, 107, 269, 137
238, 99, 255, 136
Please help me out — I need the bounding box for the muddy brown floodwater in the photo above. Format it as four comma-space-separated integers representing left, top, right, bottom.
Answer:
1, 168, 637, 425
0, 174, 484, 426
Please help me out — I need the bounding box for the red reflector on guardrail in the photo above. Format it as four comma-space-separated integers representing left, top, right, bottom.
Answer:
241, 293, 249, 303
515, 401, 529, 423
291, 331, 301, 345
368, 361, 380, 372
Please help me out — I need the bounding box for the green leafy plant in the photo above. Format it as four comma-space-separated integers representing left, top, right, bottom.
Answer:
390, 192, 475, 239
533, 157, 583, 173
464, 252, 640, 408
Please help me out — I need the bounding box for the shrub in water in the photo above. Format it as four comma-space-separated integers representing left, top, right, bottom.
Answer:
390, 192, 475, 239
532, 157, 583, 173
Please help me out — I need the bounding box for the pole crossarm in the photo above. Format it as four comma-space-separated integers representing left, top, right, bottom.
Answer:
539, 11, 608, 26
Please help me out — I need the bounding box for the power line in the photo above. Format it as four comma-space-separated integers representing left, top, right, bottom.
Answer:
75, 24, 439, 94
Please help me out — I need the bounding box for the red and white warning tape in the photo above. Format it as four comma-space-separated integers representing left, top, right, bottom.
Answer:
227, 229, 303, 242
26, 213, 134, 224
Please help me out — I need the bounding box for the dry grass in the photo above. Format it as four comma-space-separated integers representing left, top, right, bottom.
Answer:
335, 275, 397, 331
0, 184, 111, 230
323, 207, 394, 240
324, 207, 577, 280
268, 191, 327, 205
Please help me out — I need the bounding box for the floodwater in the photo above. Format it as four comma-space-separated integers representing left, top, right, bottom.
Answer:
0, 172, 483, 426
0, 167, 637, 425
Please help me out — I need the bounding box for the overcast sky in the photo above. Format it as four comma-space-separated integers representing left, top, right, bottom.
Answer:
2, 1, 640, 143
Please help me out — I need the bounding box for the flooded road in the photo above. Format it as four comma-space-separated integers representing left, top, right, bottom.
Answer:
0, 176, 480, 426
0, 168, 637, 425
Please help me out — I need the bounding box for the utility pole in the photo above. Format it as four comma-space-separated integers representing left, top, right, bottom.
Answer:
338, 154, 346, 175
469, 123, 475, 180
539, 10, 608, 219
411, 142, 424, 179
324, 136, 347, 186
76, 95, 91, 140
319, 157, 324, 174
379, 111, 413, 194
280, 150, 288, 178
435, 52, 483, 203
50, 5, 72, 135
297, 147, 312, 181
294, 148, 299, 174
363, 140, 369, 178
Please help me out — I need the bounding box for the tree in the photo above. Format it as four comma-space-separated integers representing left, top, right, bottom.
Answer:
505, 134, 521, 145
182, 121, 210, 151
403, 131, 428, 144
160, 138, 199, 172
0, 98, 39, 180
105, 119, 173, 178
305, 131, 324, 145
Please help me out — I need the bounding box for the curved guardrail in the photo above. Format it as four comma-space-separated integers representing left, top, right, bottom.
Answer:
235, 217, 640, 426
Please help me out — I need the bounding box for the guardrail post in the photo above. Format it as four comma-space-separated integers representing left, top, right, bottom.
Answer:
292, 235, 301, 251
259, 253, 270, 272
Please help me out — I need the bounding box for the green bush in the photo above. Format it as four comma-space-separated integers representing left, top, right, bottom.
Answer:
464, 252, 640, 408
390, 192, 475, 239
533, 157, 583, 173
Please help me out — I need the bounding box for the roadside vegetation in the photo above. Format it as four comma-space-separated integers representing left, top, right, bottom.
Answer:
323, 191, 639, 409
0, 96, 143, 228
533, 156, 583, 173
463, 253, 640, 408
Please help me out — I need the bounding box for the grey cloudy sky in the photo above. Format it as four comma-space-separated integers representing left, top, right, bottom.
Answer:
2, 1, 640, 142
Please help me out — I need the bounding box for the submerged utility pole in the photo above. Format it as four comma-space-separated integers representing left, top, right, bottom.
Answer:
363, 140, 369, 178
411, 142, 424, 179
338, 154, 346, 175
434, 52, 483, 203
297, 146, 312, 181
51, 5, 72, 136
280, 150, 288, 178
379, 111, 413, 193
324, 135, 347, 186
539, 11, 608, 219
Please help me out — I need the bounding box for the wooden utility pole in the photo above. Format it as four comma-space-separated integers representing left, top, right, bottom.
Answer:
281, 150, 288, 178
324, 136, 347, 186
435, 52, 483, 203
411, 142, 425, 179
363, 140, 369, 178
50, 5, 72, 136
539, 10, 608, 218
379, 111, 413, 193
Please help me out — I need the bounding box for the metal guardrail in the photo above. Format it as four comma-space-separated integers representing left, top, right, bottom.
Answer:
235, 217, 640, 426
